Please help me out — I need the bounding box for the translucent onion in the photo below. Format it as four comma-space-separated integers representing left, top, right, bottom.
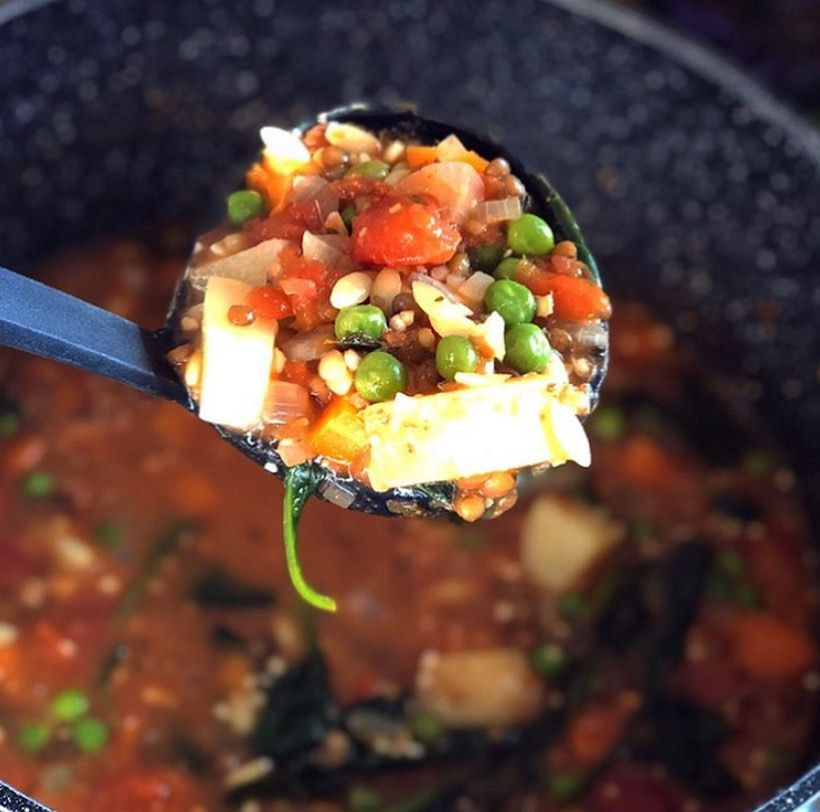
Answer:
262, 381, 310, 425
188, 238, 290, 290
301, 231, 354, 270
474, 197, 522, 224
289, 175, 339, 222
280, 324, 337, 361
408, 271, 462, 305
277, 438, 313, 467
396, 162, 484, 225
456, 271, 495, 311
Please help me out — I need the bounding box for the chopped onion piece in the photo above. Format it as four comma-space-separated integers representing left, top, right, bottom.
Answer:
262, 381, 310, 425
325, 122, 381, 155
411, 277, 477, 339
408, 272, 462, 305
396, 163, 484, 224
302, 231, 353, 270
280, 324, 337, 361
259, 126, 311, 174
474, 197, 522, 224
456, 271, 495, 311
277, 438, 313, 467
435, 133, 467, 162
535, 293, 554, 318
289, 175, 339, 222
188, 238, 290, 290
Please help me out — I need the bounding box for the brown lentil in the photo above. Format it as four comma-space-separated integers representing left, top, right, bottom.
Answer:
552, 240, 579, 259
228, 305, 255, 327
454, 493, 486, 522
485, 157, 511, 177
482, 471, 516, 499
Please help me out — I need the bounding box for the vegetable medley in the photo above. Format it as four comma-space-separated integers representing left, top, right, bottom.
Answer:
171, 120, 610, 523
0, 241, 816, 812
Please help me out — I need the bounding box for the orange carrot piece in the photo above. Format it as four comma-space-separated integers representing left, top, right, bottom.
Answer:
460, 149, 490, 173
406, 145, 438, 169
308, 397, 369, 465
567, 701, 629, 766
245, 162, 292, 210
730, 612, 815, 679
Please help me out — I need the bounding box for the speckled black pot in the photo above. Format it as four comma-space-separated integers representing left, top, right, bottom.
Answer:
0, 1, 818, 811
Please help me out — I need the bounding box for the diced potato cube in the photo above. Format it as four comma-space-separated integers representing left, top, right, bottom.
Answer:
520, 496, 622, 593
362, 376, 591, 492
198, 276, 277, 430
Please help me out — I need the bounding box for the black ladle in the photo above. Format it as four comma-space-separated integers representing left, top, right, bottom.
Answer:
0, 104, 607, 523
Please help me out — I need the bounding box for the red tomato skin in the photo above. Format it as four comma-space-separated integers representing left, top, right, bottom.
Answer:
351, 196, 461, 267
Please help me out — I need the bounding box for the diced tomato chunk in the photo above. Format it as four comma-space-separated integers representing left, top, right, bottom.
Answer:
351, 196, 461, 267
516, 266, 611, 321
279, 251, 339, 330
244, 203, 324, 244
248, 286, 293, 321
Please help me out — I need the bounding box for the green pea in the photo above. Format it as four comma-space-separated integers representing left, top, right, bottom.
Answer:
493, 257, 521, 280
764, 746, 795, 774
346, 160, 390, 180
504, 323, 550, 374
530, 642, 566, 678
73, 718, 109, 753
0, 411, 21, 437
93, 521, 123, 548
557, 591, 587, 620
226, 189, 265, 225
340, 205, 357, 231
589, 406, 626, 441
348, 785, 381, 812
507, 213, 555, 256
548, 772, 584, 803
51, 689, 90, 722
435, 335, 478, 381
19, 722, 50, 753
743, 450, 774, 476
484, 280, 535, 326
354, 351, 408, 403
717, 549, 745, 578
335, 305, 387, 343
631, 519, 656, 542
734, 583, 762, 609
22, 471, 55, 499
469, 243, 504, 273
409, 711, 445, 746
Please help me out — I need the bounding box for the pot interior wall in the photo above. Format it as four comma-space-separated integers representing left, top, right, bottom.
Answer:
1, 0, 819, 806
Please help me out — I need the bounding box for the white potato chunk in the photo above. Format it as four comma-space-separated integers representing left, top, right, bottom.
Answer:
520, 496, 622, 593
415, 648, 545, 729
362, 377, 591, 492
198, 276, 277, 430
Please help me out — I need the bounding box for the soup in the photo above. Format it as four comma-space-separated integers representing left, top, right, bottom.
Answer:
0, 236, 816, 811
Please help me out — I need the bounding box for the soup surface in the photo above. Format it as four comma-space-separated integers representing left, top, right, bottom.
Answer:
0, 238, 817, 812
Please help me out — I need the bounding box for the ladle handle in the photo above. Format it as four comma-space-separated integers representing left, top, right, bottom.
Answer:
0, 778, 54, 812
0, 266, 189, 405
